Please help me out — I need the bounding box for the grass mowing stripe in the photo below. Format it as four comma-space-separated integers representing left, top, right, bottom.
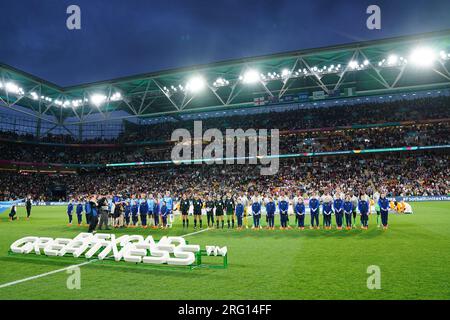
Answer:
0, 260, 95, 289
2, 204, 450, 299
0, 227, 211, 289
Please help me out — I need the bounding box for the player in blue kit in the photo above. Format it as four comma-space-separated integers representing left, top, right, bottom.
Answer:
139, 196, 149, 229
153, 193, 163, 228
67, 200, 74, 226
147, 194, 155, 228
124, 198, 131, 227
160, 201, 168, 228
343, 195, 353, 230
295, 197, 306, 229
309, 193, 320, 229
333, 195, 344, 230
378, 192, 390, 230
322, 193, 333, 230
358, 193, 370, 229
251, 199, 262, 229
278, 195, 289, 230
235, 201, 244, 229
163, 191, 173, 228
265, 196, 276, 230
76, 200, 83, 227
131, 197, 139, 227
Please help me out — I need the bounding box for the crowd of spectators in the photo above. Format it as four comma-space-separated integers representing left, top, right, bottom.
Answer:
1, 95, 450, 145
1, 152, 448, 201
0, 122, 447, 164
1, 96, 448, 202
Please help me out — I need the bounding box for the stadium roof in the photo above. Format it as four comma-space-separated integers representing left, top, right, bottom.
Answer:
1, 29, 450, 124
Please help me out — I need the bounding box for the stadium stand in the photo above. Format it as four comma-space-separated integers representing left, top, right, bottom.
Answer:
0, 95, 449, 201
1, 31, 450, 202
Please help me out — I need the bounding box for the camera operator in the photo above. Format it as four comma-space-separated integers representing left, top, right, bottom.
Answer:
97, 195, 110, 230
87, 195, 99, 233
113, 199, 125, 228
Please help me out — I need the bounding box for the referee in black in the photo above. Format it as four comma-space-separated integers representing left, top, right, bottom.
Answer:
193, 194, 203, 229
180, 194, 190, 228
205, 195, 215, 228
25, 196, 32, 220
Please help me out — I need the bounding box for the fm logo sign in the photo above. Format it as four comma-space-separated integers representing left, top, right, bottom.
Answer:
206, 246, 227, 256
66, 5, 81, 30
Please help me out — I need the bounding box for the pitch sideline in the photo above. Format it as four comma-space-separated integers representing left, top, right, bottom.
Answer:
0, 227, 211, 289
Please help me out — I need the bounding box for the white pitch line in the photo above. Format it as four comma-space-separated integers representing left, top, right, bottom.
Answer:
179, 227, 210, 238
0, 259, 96, 289
0, 227, 211, 289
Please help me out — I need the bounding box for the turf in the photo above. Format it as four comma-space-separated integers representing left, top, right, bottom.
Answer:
0, 202, 449, 300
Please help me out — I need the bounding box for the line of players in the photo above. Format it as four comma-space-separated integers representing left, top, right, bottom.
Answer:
180, 190, 391, 230
66, 191, 175, 231
67, 189, 391, 231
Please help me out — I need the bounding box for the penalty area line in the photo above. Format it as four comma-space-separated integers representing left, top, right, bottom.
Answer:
0, 227, 211, 289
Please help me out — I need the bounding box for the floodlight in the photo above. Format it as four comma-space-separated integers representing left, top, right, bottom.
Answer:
90, 93, 107, 106
185, 76, 205, 93
363, 59, 370, 66
348, 60, 358, 69
281, 69, 290, 77
213, 77, 228, 87
110, 92, 122, 101
387, 55, 398, 65
409, 47, 436, 67
30, 92, 39, 100
5, 82, 23, 95
242, 69, 260, 84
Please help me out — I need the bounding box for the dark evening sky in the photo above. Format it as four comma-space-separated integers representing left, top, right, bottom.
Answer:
1, 0, 450, 86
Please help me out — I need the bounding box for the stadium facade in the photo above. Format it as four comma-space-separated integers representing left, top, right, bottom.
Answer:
0, 31, 449, 202
1, 30, 450, 140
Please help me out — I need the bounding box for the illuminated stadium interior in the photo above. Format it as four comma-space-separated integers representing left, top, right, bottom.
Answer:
1, 30, 450, 140
0, 30, 449, 184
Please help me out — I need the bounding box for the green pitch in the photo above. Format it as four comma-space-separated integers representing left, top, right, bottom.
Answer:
0, 202, 449, 300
